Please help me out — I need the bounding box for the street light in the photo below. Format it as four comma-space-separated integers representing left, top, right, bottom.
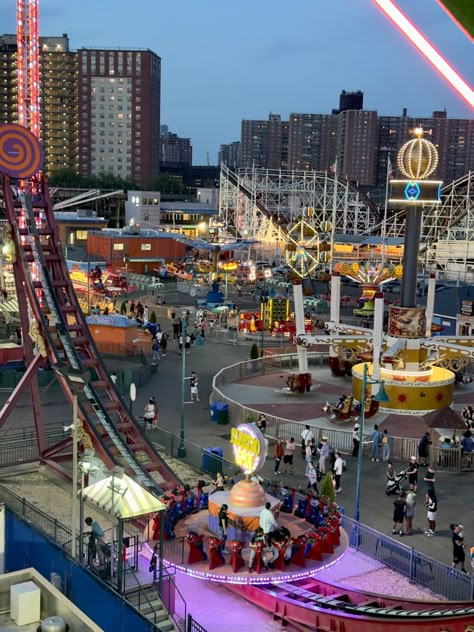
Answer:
78, 449, 97, 565
352, 362, 389, 543
177, 319, 187, 458
53, 362, 91, 560
259, 269, 272, 357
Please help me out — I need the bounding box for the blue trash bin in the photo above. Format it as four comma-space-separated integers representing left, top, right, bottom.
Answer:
202, 447, 224, 476
210, 402, 218, 422
214, 402, 229, 425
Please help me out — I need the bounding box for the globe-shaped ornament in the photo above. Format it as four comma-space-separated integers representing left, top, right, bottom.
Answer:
397, 128, 438, 181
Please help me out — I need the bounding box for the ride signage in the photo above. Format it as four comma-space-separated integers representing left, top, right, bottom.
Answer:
230, 424, 266, 475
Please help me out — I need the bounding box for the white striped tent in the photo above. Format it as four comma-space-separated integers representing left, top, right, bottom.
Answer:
82, 473, 165, 519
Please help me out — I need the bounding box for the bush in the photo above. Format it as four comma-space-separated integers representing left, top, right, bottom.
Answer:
120, 301, 127, 315
149, 311, 157, 323
250, 343, 259, 360
320, 472, 336, 503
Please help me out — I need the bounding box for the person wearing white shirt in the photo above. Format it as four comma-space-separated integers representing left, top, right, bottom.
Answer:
352, 422, 360, 457
333, 452, 343, 493
259, 502, 278, 546
301, 425, 314, 457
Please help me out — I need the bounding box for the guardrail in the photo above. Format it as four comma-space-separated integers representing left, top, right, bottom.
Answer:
0, 427, 68, 467
211, 354, 473, 471
342, 515, 474, 601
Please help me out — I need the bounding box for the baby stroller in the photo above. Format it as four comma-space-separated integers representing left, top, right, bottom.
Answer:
386, 469, 407, 495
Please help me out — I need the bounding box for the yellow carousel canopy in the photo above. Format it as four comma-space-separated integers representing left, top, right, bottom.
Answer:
82, 473, 165, 519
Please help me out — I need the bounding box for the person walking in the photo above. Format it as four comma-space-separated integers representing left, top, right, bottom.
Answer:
172, 319, 180, 340
185, 332, 191, 355
283, 437, 296, 474
317, 438, 329, 474
178, 333, 183, 355
190, 371, 199, 402
301, 426, 314, 457
407, 456, 418, 492
305, 461, 319, 494
382, 429, 392, 462
144, 398, 157, 427
333, 452, 343, 493
151, 337, 160, 364
273, 438, 284, 475
423, 466, 436, 494
352, 421, 360, 457
392, 492, 406, 536
425, 489, 437, 536
85, 516, 105, 566
404, 490, 416, 535
450, 524, 467, 573
259, 502, 278, 546
370, 424, 382, 461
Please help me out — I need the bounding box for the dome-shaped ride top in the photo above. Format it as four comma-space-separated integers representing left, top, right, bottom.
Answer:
397, 127, 438, 180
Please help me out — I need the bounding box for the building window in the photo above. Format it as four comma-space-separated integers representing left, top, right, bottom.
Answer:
113, 243, 124, 250
75, 230, 88, 240
141, 243, 151, 251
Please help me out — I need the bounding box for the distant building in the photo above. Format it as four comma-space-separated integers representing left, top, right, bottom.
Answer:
87, 228, 185, 272
124, 191, 161, 228
54, 209, 108, 252
159, 201, 218, 237
78, 47, 161, 188
236, 98, 474, 186
338, 90, 364, 113
160, 131, 192, 166
219, 141, 240, 169
0, 33, 78, 173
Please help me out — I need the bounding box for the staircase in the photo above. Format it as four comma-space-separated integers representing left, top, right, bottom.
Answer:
125, 585, 175, 631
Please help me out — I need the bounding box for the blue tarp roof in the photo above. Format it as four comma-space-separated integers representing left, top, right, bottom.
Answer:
86, 315, 138, 328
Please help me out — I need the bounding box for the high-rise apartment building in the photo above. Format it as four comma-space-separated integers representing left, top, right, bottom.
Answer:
337, 109, 378, 185
160, 131, 192, 165
238, 104, 473, 187
218, 141, 240, 169
0, 33, 78, 173
338, 90, 364, 113
77, 47, 161, 188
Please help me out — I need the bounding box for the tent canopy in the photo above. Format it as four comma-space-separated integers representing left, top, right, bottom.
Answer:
82, 473, 165, 519
422, 406, 465, 430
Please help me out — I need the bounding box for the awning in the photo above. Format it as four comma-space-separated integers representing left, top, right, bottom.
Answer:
82, 473, 166, 519
0, 299, 19, 313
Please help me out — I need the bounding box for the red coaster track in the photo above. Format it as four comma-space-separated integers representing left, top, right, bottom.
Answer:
0, 174, 181, 494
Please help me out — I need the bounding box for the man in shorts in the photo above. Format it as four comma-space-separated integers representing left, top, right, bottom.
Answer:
450, 524, 467, 573
283, 437, 296, 474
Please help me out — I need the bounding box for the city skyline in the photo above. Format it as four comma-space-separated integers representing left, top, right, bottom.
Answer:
0, 0, 472, 164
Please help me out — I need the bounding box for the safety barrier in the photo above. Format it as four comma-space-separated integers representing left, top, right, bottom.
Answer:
212, 354, 471, 470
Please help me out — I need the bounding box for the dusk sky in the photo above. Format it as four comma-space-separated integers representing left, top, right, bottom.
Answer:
1, 0, 472, 163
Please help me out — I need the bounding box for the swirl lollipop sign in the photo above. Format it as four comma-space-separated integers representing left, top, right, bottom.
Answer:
0, 124, 44, 179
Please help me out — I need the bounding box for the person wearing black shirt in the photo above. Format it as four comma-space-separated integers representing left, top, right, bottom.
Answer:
392, 492, 406, 536
417, 432, 431, 465
217, 504, 229, 554
450, 524, 467, 573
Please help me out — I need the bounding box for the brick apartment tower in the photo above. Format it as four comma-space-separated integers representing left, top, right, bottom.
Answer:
78, 48, 161, 188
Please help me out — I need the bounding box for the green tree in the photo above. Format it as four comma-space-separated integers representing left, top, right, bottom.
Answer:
320, 472, 336, 503
250, 343, 259, 360
149, 311, 157, 324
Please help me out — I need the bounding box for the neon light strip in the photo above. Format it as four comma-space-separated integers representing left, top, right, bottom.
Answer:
434, 0, 474, 44
372, 0, 474, 109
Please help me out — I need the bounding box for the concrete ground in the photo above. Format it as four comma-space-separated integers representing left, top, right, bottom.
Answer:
1, 299, 473, 571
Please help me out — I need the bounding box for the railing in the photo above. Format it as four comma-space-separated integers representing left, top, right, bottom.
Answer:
211, 354, 473, 471
187, 614, 208, 632
342, 515, 474, 601
157, 565, 187, 632
0, 483, 72, 548
0, 426, 71, 467
124, 565, 167, 628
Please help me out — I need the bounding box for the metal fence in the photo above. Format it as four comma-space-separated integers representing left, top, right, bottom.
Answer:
0, 427, 68, 467
212, 354, 473, 471
342, 515, 474, 601
187, 614, 208, 632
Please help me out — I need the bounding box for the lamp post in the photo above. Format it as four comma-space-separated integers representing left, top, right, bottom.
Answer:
78, 449, 96, 565
259, 270, 272, 357
353, 362, 389, 543
123, 255, 130, 300
177, 319, 187, 458
53, 363, 91, 560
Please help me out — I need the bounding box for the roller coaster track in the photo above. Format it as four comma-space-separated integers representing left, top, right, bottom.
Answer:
0, 174, 181, 494
229, 576, 474, 631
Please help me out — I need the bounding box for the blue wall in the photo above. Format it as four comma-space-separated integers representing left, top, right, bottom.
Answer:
5, 511, 155, 632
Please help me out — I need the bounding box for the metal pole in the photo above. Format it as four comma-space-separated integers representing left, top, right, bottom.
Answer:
71, 394, 78, 559
177, 320, 187, 458
111, 473, 115, 585
79, 468, 84, 565
159, 510, 164, 596
354, 363, 367, 526
381, 152, 390, 270
401, 207, 422, 308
